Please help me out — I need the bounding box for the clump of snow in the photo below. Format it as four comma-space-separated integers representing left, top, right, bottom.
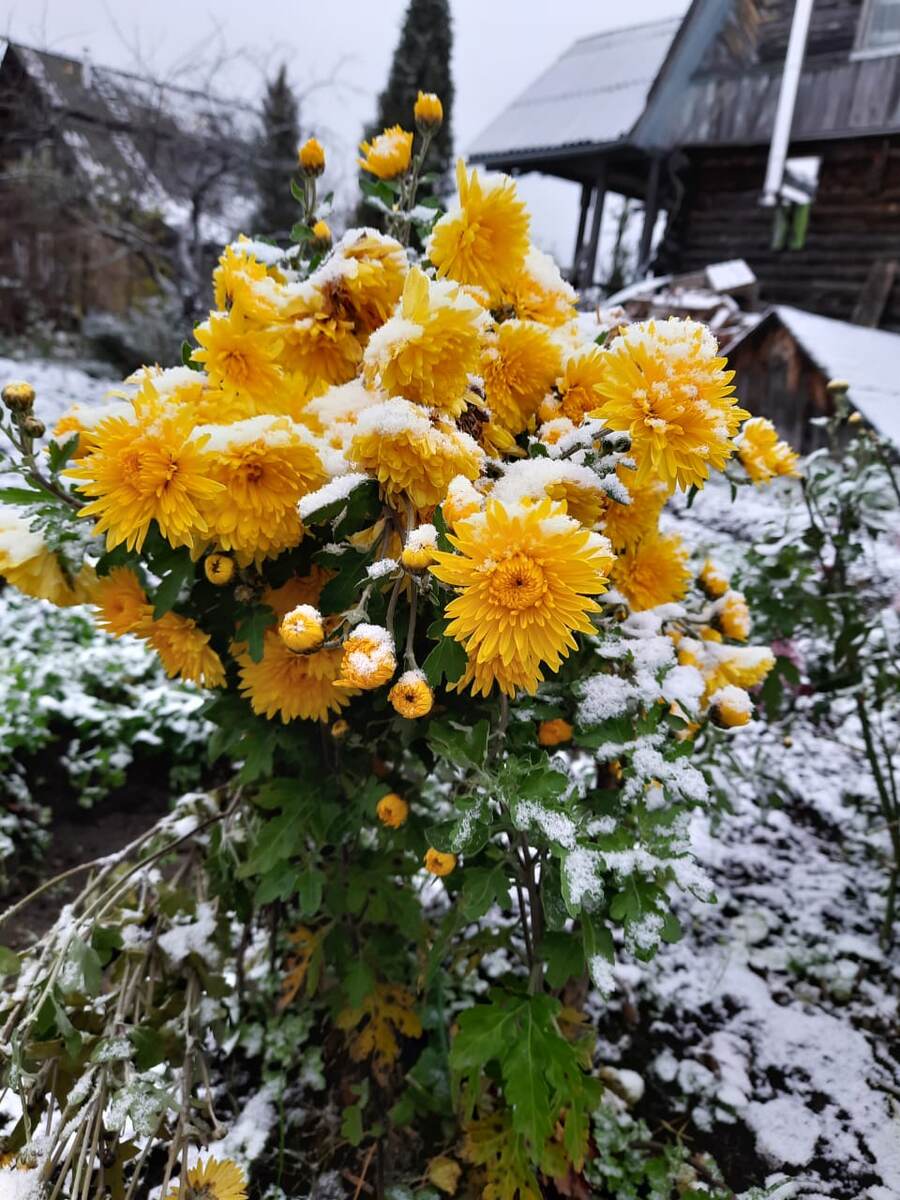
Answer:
366, 558, 398, 580
158, 901, 219, 966
299, 472, 370, 519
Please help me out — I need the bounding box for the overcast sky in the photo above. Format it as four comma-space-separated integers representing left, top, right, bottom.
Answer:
1, 0, 690, 266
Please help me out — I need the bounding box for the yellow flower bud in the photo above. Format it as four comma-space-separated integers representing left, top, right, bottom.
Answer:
21, 415, 45, 439
697, 559, 729, 599
414, 91, 443, 132
2, 380, 35, 413
376, 792, 409, 829
280, 605, 325, 653
847, 411, 862, 425
388, 670, 434, 719
312, 219, 332, 247
401, 523, 438, 571
715, 591, 751, 641
298, 137, 325, 176
204, 553, 235, 586
710, 685, 753, 728
424, 847, 456, 877
538, 718, 573, 747
331, 719, 350, 739
337, 624, 396, 689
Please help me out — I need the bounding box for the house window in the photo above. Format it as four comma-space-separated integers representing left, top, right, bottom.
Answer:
857, 0, 900, 52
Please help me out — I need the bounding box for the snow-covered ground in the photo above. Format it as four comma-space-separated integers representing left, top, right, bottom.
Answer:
601, 480, 900, 1198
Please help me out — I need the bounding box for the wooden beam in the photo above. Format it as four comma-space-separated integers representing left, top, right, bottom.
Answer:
578, 165, 607, 290
637, 155, 663, 277
571, 182, 592, 282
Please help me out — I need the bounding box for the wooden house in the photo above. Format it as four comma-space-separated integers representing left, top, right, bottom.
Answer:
470, 0, 900, 331
0, 41, 258, 331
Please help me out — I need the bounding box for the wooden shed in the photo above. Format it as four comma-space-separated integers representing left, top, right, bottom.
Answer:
725, 304, 900, 450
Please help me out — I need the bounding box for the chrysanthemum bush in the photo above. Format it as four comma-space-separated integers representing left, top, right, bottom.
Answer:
0, 96, 798, 1198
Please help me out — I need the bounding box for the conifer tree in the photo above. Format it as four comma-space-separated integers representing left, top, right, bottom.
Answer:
255, 65, 301, 238
358, 0, 454, 225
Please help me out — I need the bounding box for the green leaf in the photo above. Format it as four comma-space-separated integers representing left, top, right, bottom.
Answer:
0, 946, 20, 978
235, 605, 277, 663
152, 551, 195, 618
48, 435, 79, 474
449, 996, 523, 1072
298, 868, 325, 916
290, 178, 306, 203
0, 486, 50, 505
303, 477, 381, 536
593, 330, 608, 347
254, 862, 299, 905
427, 718, 489, 769
130, 1025, 168, 1071
343, 959, 376, 1008
422, 619, 467, 689
181, 341, 203, 371
342, 1102, 365, 1146
459, 866, 509, 921
69, 936, 102, 996
291, 222, 313, 242
541, 932, 584, 990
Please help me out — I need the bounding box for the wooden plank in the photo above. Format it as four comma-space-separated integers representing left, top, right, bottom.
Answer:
852, 259, 898, 325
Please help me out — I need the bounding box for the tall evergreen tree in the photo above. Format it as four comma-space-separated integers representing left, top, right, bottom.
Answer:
358, 0, 454, 225
255, 65, 301, 238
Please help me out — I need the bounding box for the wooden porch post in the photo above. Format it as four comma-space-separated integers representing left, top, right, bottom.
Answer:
579, 162, 607, 290
637, 154, 663, 277
571, 181, 592, 283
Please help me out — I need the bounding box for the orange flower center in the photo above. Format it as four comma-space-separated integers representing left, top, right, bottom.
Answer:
489, 554, 547, 610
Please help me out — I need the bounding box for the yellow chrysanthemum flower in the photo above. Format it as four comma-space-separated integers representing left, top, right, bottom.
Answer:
538, 718, 573, 746
611, 531, 691, 612
192, 309, 285, 399
424, 848, 457, 877
377, 792, 410, 828
710, 685, 754, 728
52, 398, 134, 460
0, 505, 92, 607
196, 417, 324, 564
715, 590, 751, 641
93, 567, 152, 636
312, 219, 332, 246
428, 160, 530, 300
237, 630, 349, 723
146, 612, 225, 688
450, 648, 545, 698
501, 246, 577, 328
329, 230, 408, 336
337, 624, 396, 689
591, 318, 749, 491
348, 398, 483, 511
388, 670, 434, 718
263, 566, 332, 617
491, 459, 606, 529
481, 320, 561, 435
281, 287, 363, 390
280, 604, 325, 652
599, 469, 668, 551
358, 125, 413, 178
165, 1157, 247, 1200
736, 417, 800, 484
69, 408, 223, 553
697, 559, 730, 599
213, 242, 277, 315
554, 347, 607, 425
430, 498, 614, 696
363, 267, 485, 418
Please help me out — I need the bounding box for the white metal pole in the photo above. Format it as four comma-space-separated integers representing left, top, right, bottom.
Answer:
760, 0, 815, 207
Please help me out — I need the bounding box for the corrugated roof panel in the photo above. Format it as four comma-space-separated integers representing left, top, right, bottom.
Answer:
468, 18, 682, 160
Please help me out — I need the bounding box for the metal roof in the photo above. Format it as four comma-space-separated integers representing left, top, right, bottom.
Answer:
468, 18, 682, 162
